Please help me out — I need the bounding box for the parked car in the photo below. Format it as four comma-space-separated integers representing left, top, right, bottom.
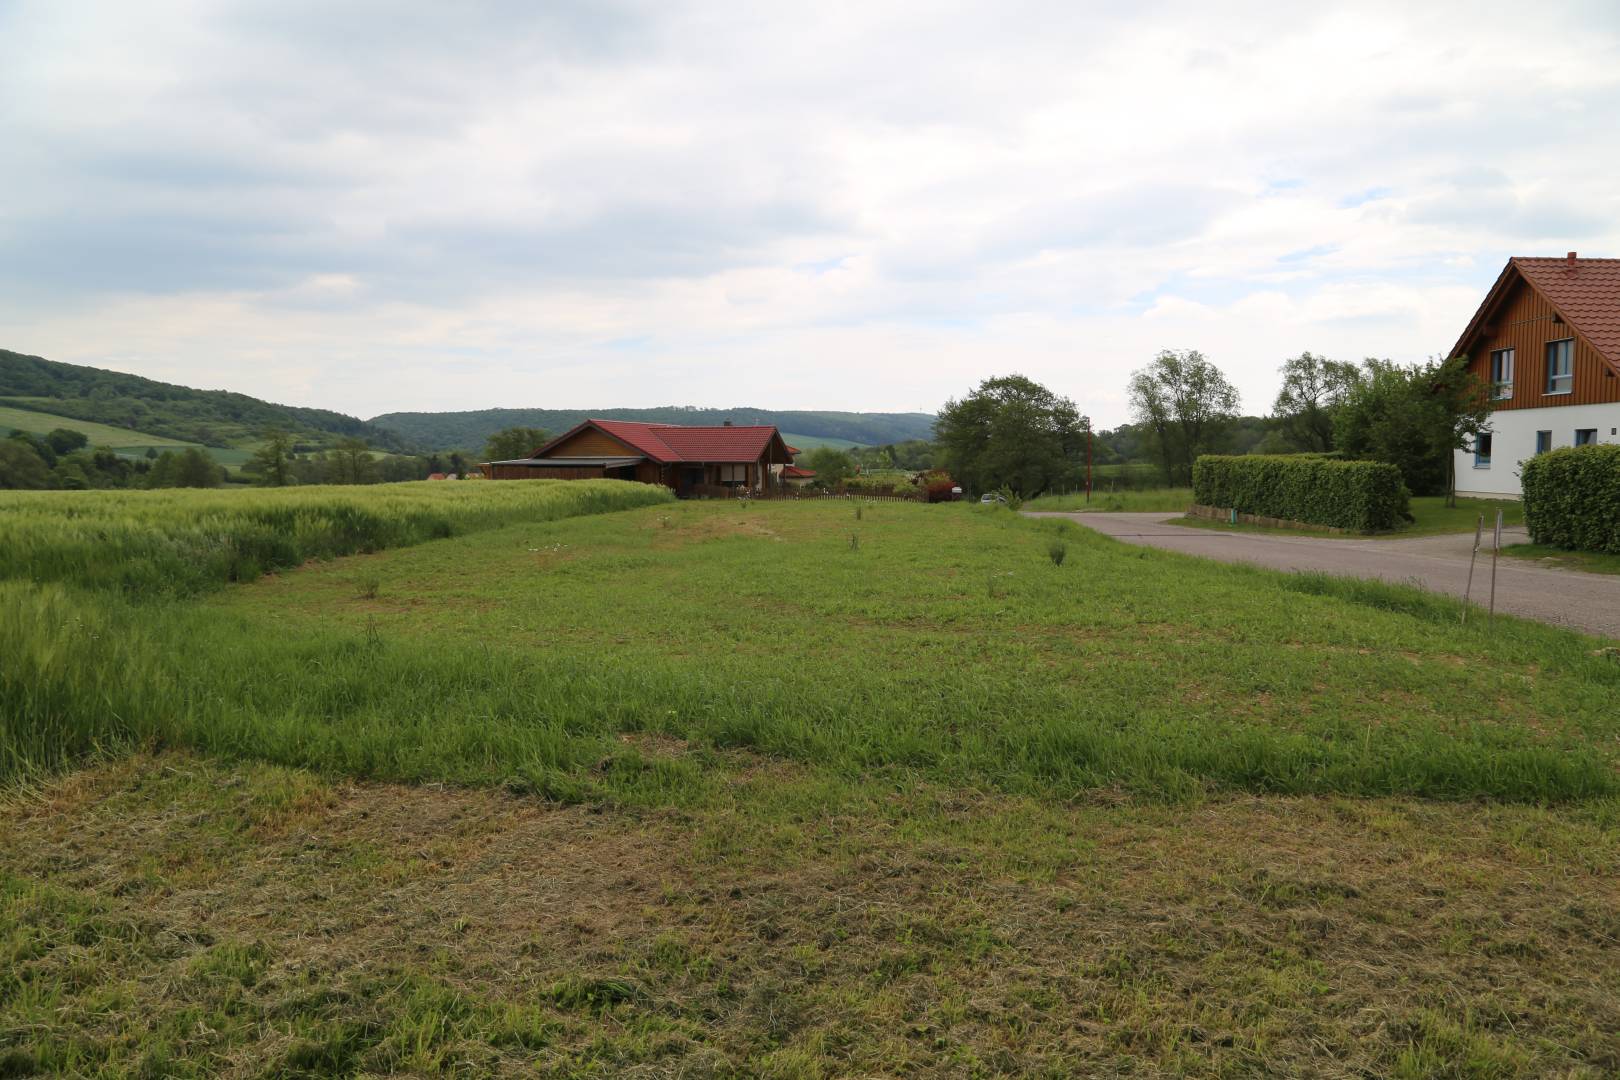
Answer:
979, 493, 1007, 504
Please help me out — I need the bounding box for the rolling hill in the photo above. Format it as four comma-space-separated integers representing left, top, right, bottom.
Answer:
0, 349, 412, 453
369, 407, 938, 452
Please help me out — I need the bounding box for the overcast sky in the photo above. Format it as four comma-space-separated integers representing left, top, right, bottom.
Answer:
4, 1, 1618, 427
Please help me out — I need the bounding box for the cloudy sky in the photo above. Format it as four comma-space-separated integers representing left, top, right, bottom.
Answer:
4, 1, 1618, 426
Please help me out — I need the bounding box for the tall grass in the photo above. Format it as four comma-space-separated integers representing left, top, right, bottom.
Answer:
0, 480, 674, 598
4, 500, 1618, 802
1024, 488, 1193, 513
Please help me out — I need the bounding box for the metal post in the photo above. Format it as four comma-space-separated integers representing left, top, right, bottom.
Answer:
1462, 513, 1482, 623
1488, 509, 1503, 627
1086, 421, 1093, 504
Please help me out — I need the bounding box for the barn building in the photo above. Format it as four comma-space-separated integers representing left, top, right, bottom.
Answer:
482, 419, 796, 497
1450, 254, 1620, 498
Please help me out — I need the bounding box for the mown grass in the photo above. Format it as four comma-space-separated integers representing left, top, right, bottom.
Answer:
5, 498, 1617, 801
1024, 487, 1193, 513
3, 755, 1617, 1077
0, 479, 673, 598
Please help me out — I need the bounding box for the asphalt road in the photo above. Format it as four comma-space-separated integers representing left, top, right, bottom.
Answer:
1026, 511, 1620, 641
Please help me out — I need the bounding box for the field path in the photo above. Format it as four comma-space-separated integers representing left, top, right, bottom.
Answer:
1028, 511, 1620, 641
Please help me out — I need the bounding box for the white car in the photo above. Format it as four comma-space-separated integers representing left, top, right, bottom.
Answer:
979, 493, 1007, 504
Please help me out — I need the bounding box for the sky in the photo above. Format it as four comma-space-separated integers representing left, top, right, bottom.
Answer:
3, 1, 1619, 428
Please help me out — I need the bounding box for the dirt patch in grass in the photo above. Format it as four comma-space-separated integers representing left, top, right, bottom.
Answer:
4, 756, 1619, 1077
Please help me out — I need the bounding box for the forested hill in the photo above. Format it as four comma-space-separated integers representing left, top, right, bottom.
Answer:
370, 407, 939, 451
0, 349, 411, 451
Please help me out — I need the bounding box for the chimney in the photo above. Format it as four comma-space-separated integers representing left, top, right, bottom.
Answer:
723, 420, 733, 426
1568, 250, 1578, 266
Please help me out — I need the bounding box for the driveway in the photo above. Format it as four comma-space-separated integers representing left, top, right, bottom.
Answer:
1026, 511, 1620, 641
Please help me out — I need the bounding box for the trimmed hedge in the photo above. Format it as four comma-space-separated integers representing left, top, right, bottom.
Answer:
1193, 455, 1410, 533
1521, 443, 1620, 554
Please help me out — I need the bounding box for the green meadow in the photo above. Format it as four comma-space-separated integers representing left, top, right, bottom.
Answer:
3, 485, 1619, 1075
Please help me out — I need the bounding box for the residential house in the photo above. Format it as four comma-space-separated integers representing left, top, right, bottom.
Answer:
482, 419, 795, 496
1451, 253, 1620, 498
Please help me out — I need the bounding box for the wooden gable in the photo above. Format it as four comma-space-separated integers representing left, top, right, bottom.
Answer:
1455, 269, 1620, 411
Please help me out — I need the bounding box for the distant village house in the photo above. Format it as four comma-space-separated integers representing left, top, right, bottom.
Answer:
482, 419, 797, 496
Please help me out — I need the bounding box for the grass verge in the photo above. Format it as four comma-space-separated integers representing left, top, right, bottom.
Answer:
1503, 543, 1620, 576
1024, 488, 1193, 513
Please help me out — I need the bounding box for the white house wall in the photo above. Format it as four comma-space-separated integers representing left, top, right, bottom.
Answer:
1454, 401, 1620, 498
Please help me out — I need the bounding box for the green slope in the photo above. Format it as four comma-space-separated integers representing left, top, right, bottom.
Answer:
0, 404, 197, 451
369, 407, 937, 451
0, 349, 413, 452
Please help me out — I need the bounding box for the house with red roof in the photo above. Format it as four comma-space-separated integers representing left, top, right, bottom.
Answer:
482, 418, 796, 496
1450, 253, 1620, 497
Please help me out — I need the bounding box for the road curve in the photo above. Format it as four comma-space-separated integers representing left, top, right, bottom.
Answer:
1026, 511, 1620, 641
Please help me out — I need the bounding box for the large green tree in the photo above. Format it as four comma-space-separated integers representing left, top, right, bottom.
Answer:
1127, 350, 1241, 485
1271, 352, 1362, 452
327, 438, 380, 485
935, 375, 1086, 497
0, 437, 52, 489
481, 427, 550, 462
249, 428, 296, 486
803, 447, 856, 488
1334, 357, 1493, 500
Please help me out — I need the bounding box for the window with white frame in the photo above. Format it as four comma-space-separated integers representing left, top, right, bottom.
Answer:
1575, 428, 1597, 447
1535, 430, 1552, 455
1473, 431, 1492, 468
1489, 348, 1514, 399
1545, 339, 1574, 394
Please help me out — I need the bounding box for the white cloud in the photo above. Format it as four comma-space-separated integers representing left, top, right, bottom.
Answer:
2, 0, 1618, 426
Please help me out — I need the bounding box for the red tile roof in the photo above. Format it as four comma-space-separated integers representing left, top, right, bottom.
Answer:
535, 419, 786, 464
1453, 256, 1620, 375
1510, 257, 1620, 371
781, 464, 816, 478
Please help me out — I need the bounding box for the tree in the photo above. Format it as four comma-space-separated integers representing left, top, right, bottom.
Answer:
1334, 357, 1493, 500
249, 428, 296, 486
45, 427, 90, 455
0, 438, 52, 489
1271, 352, 1362, 452
935, 375, 1086, 496
481, 427, 550, 463
1127, 350, 1241, 485
325, 438, 379, 485
174, 447, 223, 488
803, 447, 856, 489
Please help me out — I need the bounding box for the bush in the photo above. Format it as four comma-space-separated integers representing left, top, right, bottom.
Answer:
1521, 444, 1620, 554
1193, 455, 1410, 532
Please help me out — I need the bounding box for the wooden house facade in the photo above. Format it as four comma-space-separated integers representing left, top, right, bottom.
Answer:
1449, 254, 1620, 497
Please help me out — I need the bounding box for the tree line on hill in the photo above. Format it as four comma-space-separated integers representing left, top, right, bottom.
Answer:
0, 349, 411, 452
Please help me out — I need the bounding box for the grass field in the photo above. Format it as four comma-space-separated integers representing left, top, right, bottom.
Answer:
0, 402, 199, 453
3, 490, 1619, 1075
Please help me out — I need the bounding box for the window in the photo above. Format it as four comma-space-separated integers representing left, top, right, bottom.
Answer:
717, 463, 750, 483
1535, 430, 1552, 455
1489, 348, 1514, 399
1473, 431, 1492, 468
1575, 428, 1597, 447
1545, 339, 1574, 394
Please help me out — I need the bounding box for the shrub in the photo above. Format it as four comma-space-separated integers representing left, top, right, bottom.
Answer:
1521, 444, 1620, 554
1047, 539, 1067, 566
1193, 455, 1410, 533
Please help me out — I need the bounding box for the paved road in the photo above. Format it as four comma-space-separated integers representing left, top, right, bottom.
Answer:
1026, 511, 1620, 641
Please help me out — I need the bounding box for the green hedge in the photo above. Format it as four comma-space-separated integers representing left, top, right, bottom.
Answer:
1521, 444, 1620, 554
1192, 455, 1410, 532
